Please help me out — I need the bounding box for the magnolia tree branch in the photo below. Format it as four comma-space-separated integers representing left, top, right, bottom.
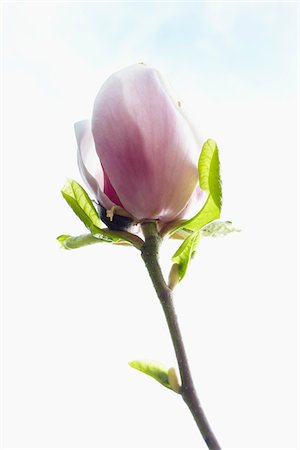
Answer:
141, 221, 221, 450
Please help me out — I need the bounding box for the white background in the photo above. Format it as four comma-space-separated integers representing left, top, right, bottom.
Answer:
1, 2, 298, 449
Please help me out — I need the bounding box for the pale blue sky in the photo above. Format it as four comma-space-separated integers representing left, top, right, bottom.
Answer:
4, 2, 297, 178
5, 1, 297, 104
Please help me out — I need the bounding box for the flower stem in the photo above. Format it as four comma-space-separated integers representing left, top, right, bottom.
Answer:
141, 221, 221, 450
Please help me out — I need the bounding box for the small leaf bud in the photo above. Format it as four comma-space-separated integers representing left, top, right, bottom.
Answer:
168, 263, 180, 290
168, 367, 181, 394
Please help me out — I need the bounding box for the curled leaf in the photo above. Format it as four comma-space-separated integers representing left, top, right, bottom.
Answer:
57, 233, 115, 249
171, 231, 200, 282
129, 359, 173, 391
183, 139, 222, 232
170, 139, 222, 236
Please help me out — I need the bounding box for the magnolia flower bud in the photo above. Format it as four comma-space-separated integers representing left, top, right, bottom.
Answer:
75, 64, 204, 227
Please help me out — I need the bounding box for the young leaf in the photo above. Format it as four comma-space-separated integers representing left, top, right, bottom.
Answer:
170, 139, 222, 235
61, 179, 102, 232
201, 221, 241, 237
57, 233, 114, 250
57, 234, 71, 246
57, 227, 144, 250
171, 231, 200, 282
129, 360, 172, 390
184, 195, 220, 232
184, 139, 222, 231
199, 138, 222, 209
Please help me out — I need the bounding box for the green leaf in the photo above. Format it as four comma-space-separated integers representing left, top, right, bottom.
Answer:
172, 231, 200, 282
61, 179, 102, 232
184, 195, 220, 232
57, 228, 144, 250
57, 234, 71, 246
57, 233, 114, 250
201, 220, 241, 237
199, 139, 222, 209
174, 139, 222, 234
129, 360, 172, 390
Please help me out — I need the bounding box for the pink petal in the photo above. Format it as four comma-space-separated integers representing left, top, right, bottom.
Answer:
74, 120, 115, 210
158, 185, 206, 233
92, 64, 200, 222
102, 165, 124, 208
179, 185, 207, 220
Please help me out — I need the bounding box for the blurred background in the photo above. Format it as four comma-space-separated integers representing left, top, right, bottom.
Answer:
2, 2, 298, 449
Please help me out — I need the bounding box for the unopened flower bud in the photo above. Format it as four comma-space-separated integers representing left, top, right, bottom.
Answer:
75, 64, 205, 225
